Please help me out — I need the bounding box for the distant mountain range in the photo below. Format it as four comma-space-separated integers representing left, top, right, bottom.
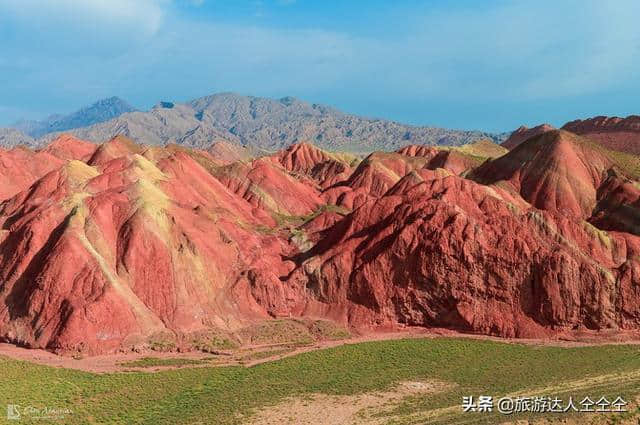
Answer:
12, 97, 136, 139
0, 128, 36, 148
1, 93, 505, 152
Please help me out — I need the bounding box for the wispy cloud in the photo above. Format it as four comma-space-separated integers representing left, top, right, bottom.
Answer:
0, 0, 639, 130
0, 0, 167, 39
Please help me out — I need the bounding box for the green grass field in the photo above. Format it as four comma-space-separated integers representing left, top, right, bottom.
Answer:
117, 357, 216, 369
1, 338, 640, 424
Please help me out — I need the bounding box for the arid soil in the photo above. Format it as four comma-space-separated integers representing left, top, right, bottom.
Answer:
246, 380, 454, 425
2, 326, 640, 374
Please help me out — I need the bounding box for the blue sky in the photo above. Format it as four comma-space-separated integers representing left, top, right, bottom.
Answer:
1, 0, 639, 132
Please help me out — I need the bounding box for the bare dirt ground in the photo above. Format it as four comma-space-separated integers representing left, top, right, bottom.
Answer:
246, 371, 640, 425
1, 326, 640, 373
245, 380, 454, 425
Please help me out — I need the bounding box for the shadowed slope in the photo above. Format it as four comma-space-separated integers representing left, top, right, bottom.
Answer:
274, 142, 356, 189
280, 168, 640, 336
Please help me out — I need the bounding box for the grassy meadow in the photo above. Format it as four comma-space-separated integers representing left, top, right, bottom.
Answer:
1, 337, 640, 424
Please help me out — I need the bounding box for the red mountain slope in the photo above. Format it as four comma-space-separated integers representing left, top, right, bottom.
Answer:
1, 135, 640, 355
472, 130, 619, 218
0, 139, 295, 353
562, 115, 640, 155
42, 134, 98, 161
280, 171, 640, 337
501, 124, 554, 150
274, 142, 354, 189
213, 157, 324, 218
397, 145, 483, 176
0, 147, 64, 201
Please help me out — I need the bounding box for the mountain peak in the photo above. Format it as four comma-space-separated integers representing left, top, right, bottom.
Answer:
91, 96, 133, 109
501, 123, 555, 150
473, 129, 618, 217
12, 96, 136, 138
0, 127, 35, 149
6, 92, 507, 151
278, 96, 298, 106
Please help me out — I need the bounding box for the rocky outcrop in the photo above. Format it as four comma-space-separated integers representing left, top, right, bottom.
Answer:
214, 158, 324, 217
274, 143, 355, 189
42, 134, 97, 161
590, 169, 640, 236
397, 145, 482, 176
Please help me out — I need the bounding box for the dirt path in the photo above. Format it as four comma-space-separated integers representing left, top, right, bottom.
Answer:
245, 327, 640, 367
2, 326, 640, 374
0, 342, 238, 373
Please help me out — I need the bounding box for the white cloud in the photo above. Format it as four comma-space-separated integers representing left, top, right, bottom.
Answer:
0, 0, 168, 39
1, 0, 640, 128
379, 0, 640, 100
3, 0, 638, 103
